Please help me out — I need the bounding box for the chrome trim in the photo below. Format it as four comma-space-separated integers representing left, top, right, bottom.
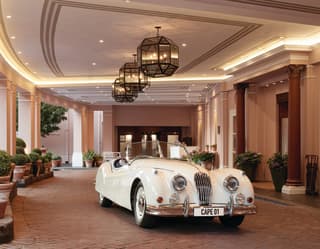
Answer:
146, 203, 257, 217
194, 172, 212, 205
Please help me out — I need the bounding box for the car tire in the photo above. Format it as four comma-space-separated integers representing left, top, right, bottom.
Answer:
99, 193, 113, 207
133, 183, 156, 228
219, 215, 244, 227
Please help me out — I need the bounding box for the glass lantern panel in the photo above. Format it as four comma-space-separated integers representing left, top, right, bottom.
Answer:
159, 44, 171, 64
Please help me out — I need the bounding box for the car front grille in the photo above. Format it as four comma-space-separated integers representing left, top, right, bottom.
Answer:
194, 172, 212, 205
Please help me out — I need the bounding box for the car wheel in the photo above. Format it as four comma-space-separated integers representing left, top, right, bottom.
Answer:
99, 193, 113, 207
219, 215, 244, 227
133, 183, 156, 228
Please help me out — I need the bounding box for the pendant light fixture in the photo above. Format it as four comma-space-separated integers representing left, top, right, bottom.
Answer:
112, 78, 138, 103
119, 54, 150, 92
137, 26, 179, 77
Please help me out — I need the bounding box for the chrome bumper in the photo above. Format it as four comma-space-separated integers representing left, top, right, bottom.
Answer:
146, 203, 257, 217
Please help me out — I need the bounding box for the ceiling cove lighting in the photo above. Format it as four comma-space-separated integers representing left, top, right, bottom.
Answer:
137, 26, 179, 77
112, 77, 138, 103
119, 54, 150, 92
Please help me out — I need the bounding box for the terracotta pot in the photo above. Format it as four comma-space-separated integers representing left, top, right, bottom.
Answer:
85, 160, 93, 168
0, 198, 8, 219
0, 175, 10, 184
52, 159, 62, 167
0, 182, 14, 197
24, 162, 32, 176
13, 165, 26, 182
95, 159, 103, 167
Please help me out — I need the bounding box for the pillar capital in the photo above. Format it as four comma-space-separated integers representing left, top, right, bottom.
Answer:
288, 64, 305, 77
233, 82, 249, 90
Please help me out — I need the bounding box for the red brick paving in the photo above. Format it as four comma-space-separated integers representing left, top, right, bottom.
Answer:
0, 169, 320, 249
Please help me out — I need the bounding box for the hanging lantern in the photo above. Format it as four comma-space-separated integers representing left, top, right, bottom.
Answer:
119, 54, 150, 92
112, 78, 138, 103
137, 26, 179, 77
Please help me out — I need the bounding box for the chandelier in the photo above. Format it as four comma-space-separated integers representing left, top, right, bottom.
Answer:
112, 78, 138, 103
119, 54, 150, 92
137, 26, 179, 77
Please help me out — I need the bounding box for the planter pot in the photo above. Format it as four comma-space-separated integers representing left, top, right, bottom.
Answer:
201, 160, 213, 170
95, 159, 103, 167
270, 166, 287, 192
0, 198, 8, 219
13, 165, 26, 182
85, 160, 93, 168
52, 159, 61, 167
24, 162, 32, 176
239, 164, 257, 181
44, 162, 52, 173
0, 175, 10, 184
0, 182, 14, 197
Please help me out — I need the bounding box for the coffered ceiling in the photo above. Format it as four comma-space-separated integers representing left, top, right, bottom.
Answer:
0, 0, 320, 105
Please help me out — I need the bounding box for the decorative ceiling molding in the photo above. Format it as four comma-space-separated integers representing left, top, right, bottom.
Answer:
225, 0, 320, 15
40, 0, 261, 77
0, 1, 36, 77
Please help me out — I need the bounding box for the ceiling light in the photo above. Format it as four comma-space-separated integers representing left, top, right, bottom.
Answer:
137, 26, 179, 77
10, 36, 16, 40
182, 43, 187, 47
119, 54, 149, 92
92, 62, 97, 66
96, 86, 100, 89
17, 51, 22, 54
99, 39, 104, 43
24, 62, 29, 65
112, 77, 138, 103
6, 15, 12, 19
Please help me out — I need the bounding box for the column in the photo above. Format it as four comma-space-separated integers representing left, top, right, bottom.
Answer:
71, 109, 83, 167
0, 81, 16, 154
81, 107, 94, 152
18, 93, 33, 153
33, 92, 41, 149
234, 83, 248, 154
102, 107, 114, 152
282, 64, 306, 195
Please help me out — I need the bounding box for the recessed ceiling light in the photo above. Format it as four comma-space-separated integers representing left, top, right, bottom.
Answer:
96, 86, 100, 89
25, 62, 29, 65
125, 0, 131, 3
17, 51, 22, 54
33, 72, 37, 74
10, 36, 16, 40
182, 43, 187, 47
99, 39, 104, 43
92, 62, 97, 66
6, 15, 12, 19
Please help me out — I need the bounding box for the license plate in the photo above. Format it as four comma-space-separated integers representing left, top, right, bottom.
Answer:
194, 207, 224, 217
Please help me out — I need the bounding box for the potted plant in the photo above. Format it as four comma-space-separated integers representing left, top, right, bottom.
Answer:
29, 152, 40, 176
83, 150, 96, 168
52, 155, 62, 167
43, 152, 53, 173
191, 151, 215, 170
31, 148, 42, 156
94, 154, 104, 167
235, 151, 262, 181
0, 150, 13, 183
267, 152, 288, 192
16, 137, 26, 149
11, 154, 28, 181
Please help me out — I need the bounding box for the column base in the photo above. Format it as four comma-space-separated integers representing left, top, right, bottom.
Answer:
282, 185, 306, 195
72, 152, 84, 167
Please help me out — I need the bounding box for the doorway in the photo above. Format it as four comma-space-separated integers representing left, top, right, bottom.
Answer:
277, 93, 288, 153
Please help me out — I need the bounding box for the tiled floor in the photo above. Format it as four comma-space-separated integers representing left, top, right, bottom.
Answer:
253, 181, 320, 208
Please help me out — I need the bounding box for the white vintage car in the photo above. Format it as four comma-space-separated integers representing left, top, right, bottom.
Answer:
95, 141, 256, 228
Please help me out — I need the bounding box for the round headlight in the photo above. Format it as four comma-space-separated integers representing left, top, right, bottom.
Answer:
223, 176, 239, 192
172, 175, 187, 191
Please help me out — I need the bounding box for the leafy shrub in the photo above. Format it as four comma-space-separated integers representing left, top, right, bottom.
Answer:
32, 148, 42, 156
0, 150, 12, 176
16, 137, 26, 148
11, 154, 28, 165
235, 151, 262, 167
16, 146, 26, 154
191, 151, 215, 164
83, 150, 96, 161
267, 153, 288, 169
29, 152, 40, 163
52, 155, 62, 160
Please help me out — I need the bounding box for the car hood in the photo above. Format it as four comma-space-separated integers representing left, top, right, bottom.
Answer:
130, 157, 206, 175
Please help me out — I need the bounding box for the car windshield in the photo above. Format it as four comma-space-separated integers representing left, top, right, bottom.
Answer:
125, 141, 191, 161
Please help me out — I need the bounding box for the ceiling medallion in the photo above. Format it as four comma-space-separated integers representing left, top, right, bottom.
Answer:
112, 78, 138, 103
137, 26, 179, 77
119, 54, 150, 92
